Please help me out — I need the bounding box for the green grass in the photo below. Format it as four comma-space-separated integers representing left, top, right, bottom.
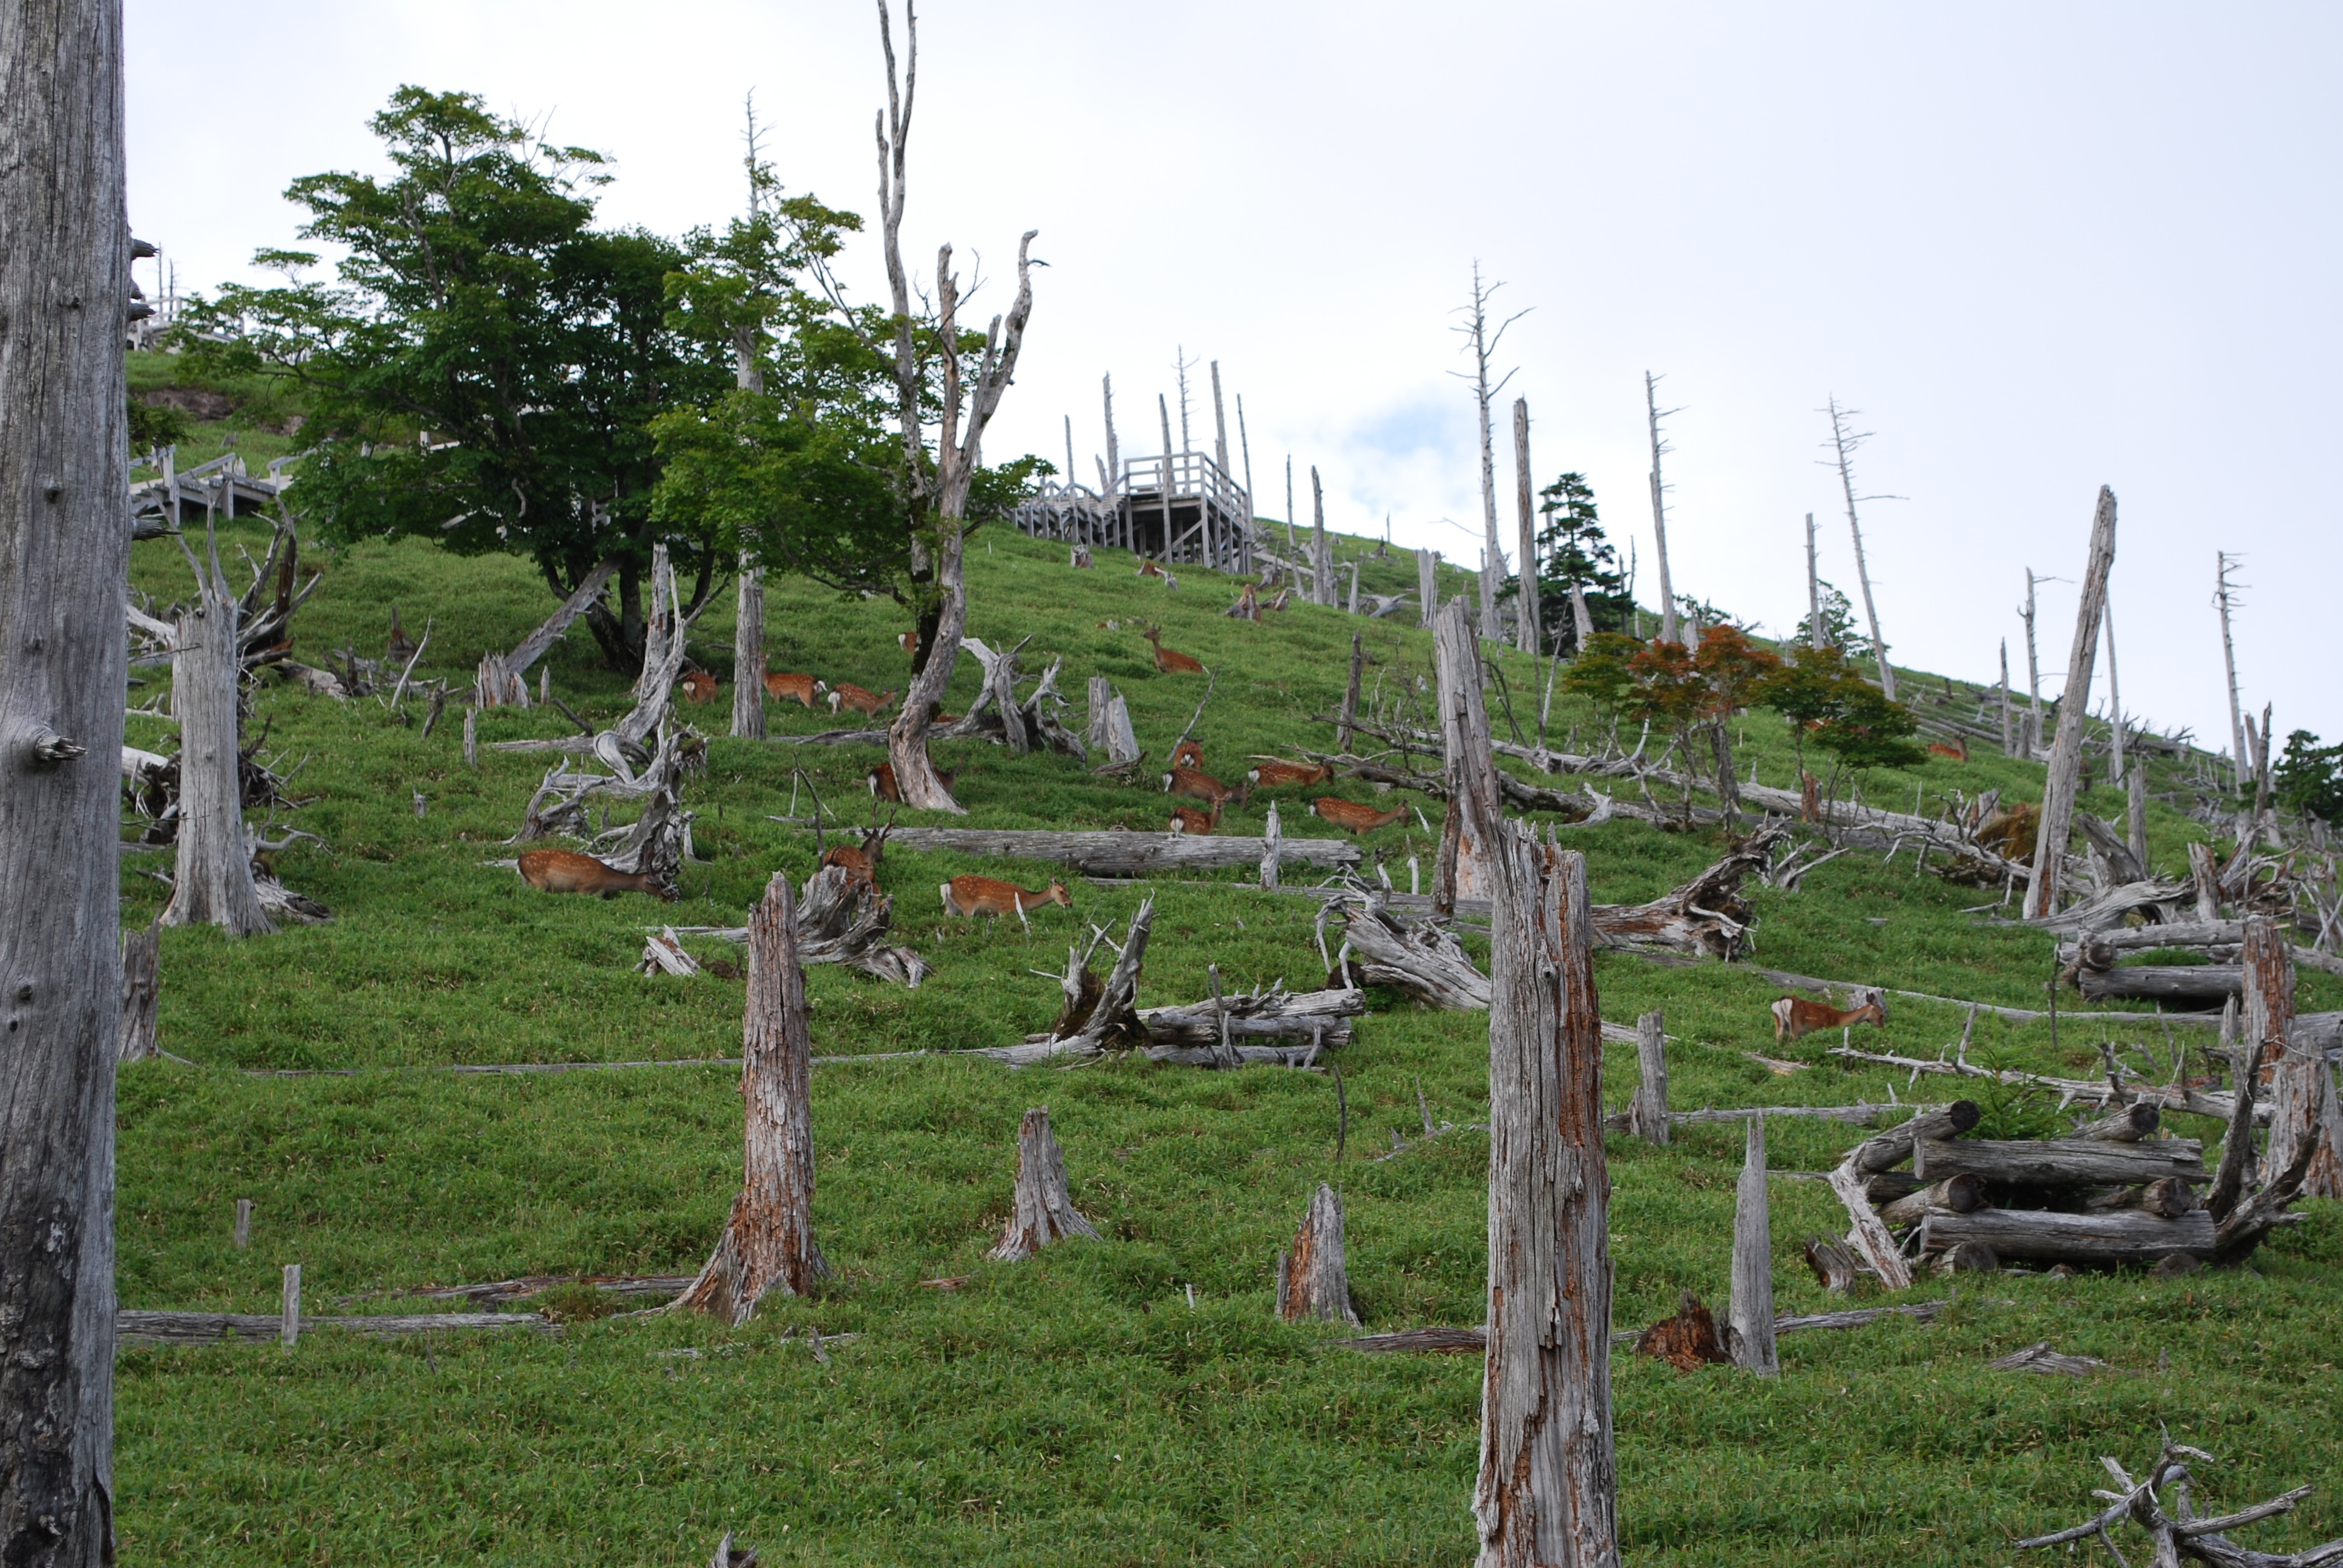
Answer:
111, 455, 2343, 1563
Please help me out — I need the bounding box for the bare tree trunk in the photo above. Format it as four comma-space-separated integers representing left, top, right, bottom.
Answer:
989, 1107, 1097, 1261
1805, 512, 1824, 651
2022, 569, 2045, 757
479, 558, 618, 707
2253, 916, 2343, 1198
1418, 547, 1438, 630
2218, 550, 2247, 792
1339, 633, 1363, 752
1647, 371, 1677, 646
1570, 582, 1593, 650
1728, 1116, 1777, 1376
2191, 841, 2223, 924
163, 576, 271, 935
1311, 466, 1332, 606
1826, 397, 1894, 697
1276, 1184, 1359, 1325
2127, 762, 2149, 874
2103, 592, 2125, 783
1433, 597, 1499, 913
732, 557, 765, 740
1476, 829, 1618, 1567
675, 871, 828, 1323
1468, 264, 1504, 640
1999, 638, 2014, 755
117, 923, 159, 1063
1627, 1010, 1668, 1145
0, 0, 127, 1547
2024, 486, 2117, 920
1512, 397, 1539, 654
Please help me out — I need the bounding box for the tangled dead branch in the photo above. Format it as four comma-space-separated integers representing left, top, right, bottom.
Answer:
2017, 1439, 2343, 1566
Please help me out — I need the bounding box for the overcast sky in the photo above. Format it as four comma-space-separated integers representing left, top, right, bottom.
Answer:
125, 1, 2342, 759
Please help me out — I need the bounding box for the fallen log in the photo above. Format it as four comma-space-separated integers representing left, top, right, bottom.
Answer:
1878, 1173, 1990, 1226
1845, 1101, 1984, 1175
1336, 897, 1487, 1008
1918, 1207, 2214, 1264
875, 828, 1358, 876
1914, 1136, 2205, 1187
2075, 964, 2241, 1005
340, 1275, 694, 1307
119, 1310, 551, 1344
1331, 1301, 1948, 1357
2074, 1102, 2161, 1142
1592, 823, 1788, 961
1133, 985, 1365, 1047
2085, 1177, 2200, 1218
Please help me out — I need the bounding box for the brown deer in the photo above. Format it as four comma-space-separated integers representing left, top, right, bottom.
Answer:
940, 874, 1070, 931
899, 630, 919, 655
1769, 991, 1887, 1044
828, 682, 897, 717
1265, 587, 1292, 612
385, 606, 418, 666
1168, 802, 1220, 835
868, 761, 955, 803
1926, 736, 1969, 762
765, 671, 827, 708
1308, 797, 1407, 835
1141, 626, 1204, 674
1171, 737, 1205, 769
1245, 757, 1332, 789
678, 670, 718, 704
517, 848, 676, 901
821, 826, 889, 889
1162, 763, 1239, 806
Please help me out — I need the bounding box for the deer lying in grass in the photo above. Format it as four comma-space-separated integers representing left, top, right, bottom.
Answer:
1770, 991, 1887, 1044
1141, 626, 1204, 674
765, 671, 826, 708
1136, 559, 1179, 589
821, 826, 888, 889
1171, 737, 1204, 769
1246, 757, 1332, 789
940, 874, 1070, 931
517, 848, 676, 901
678, 670, 718, 704
828, 682, 897, 717
1308, 797, 1406, 835
1168, 802, 1220, 835
1927, 736, 1969, 761
1162, 763, 1240, 806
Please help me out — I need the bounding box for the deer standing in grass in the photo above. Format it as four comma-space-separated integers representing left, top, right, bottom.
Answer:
517, 848, 677, 901
1142, 626, 1204, 674
940, 875, 1071, 932
1770, 991, 1887, 1044
821, 827, 888, 889
1308, 797, 1407, 835
829, 682, 897, 717
765, 671, 827, 708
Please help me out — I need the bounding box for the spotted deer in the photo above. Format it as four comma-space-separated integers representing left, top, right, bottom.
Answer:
1168, 801, 1220, 835
765, 671, 826, 708
828, 682, 897, 717
940, 874, 1071, 931
1245, 757, 1332, 789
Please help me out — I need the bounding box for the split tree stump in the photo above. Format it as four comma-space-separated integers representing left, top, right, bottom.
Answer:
1728, 1116, 1776, 1376
1627, 1011, 1668, 1145
119, 919, 159, 1062
675, 871, 829, 1324
989, 1108, 1098, 1262
1276, 1184, 1359, 1325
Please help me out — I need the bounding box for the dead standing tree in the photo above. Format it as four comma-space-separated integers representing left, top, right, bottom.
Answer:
675, 872, 830, 1323
1646, 371, 1683, 647
2216, 550, 2249, 792
1822, 397, 1896, 699
871, 0, 1039, 812
1432, 596, 1498, 912
160, 530, 273, 935
0, 0, 129, 1555
2023, 487, 2117, 921
1512, 396, 1540, 655
476, 560, 617, 708
1453, 264, 1526, 641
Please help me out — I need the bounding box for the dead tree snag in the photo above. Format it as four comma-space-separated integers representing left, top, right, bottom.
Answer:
1728, 1116, 1777, 1376
2024, 486, 2117, 919
1276, 1184, 1359, 1325
989, 1108, 1097, 1261
161, 533, 272, 935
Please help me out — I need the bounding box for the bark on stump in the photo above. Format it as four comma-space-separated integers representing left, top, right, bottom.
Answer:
118, 921, 159, 1063
675, 872, 830, 1324
1475, 830, 1618, 1567
1276, 1183, 1359, 1325
1627, 1010, 1668, 1145
163, 582, 272, 934
989, 1108, 1098, 1262
2253, 915, 2343, 1200
1728, 1116, 1777, 1376
0, 0, 131, 1552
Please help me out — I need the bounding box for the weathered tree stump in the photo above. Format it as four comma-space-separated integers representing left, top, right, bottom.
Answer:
2253, 915, 2343, 1200
1275, 1183, 1359, 1325
1627, 1010, 1668, 1145
163, 569, 272, 935
119, 920, 160, 1062
989, 1108, 1098, 1262
1728, 1116, 1777, 1376
1634, 1290, 1730, 1372
675, 872, 830, 1324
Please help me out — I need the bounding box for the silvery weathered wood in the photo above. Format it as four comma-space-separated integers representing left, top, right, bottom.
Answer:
1, 18, 135, 1545
675, 872, 829, 1324
1276, 1184, 1358, 1325
281, 1263, 301, 1347
2252, 916, 2343, 1201
1826, 1161, 1914, 1291
117, 920, 160, 1062
1418, 547, 1437, 630
1338, 897, 1489, 1008
1844, 1100, 1982, 1175
732, 560, 765, 740
1914, 1137, 2203, 1187
116, 1310, 551, 1344
1475, 831, 1617, 1566
1134, 986, 1363, 1047
1432, 596, 1499, 911
989, 1108, 1098, 1261
2024, 486, 2117, 918
1877, 1173, 1989, 1227
877, 828, 1356, 876
1627, 1011, 1668, 1145
1728, 1117, 1777, 1376
1919, 1207, 2212, 1264
2076, 965, 2240, 1004
2073, 1102, 2160, 1142
163, 564, 272, 934
1512, 397, 1539, 655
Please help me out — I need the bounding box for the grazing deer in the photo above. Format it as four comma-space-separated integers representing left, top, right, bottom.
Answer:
828, 682, 897, 717
1769, 990, 1887, 1045
1168, 801, 1220, 835
940, 874, 1070, 931
821, 826, 889, 889
1308, 797, 1407, 835
1136, 558, 1168, 580
1245, 757, 1332, 789
1142, 626, 1205, 674
765, 671, 827, 708
868, 761, 954, 803
1171, 737, 1205, 769
517, 848, 676, 901
1927, 736, 1969, 762
678, 670, 719, 704
1162, 763, 1239, 805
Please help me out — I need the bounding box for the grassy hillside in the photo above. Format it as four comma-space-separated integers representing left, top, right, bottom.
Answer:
112, 479, 2343, 1561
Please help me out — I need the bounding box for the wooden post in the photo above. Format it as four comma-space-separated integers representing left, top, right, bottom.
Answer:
1628, 1010, 1668, 1145
281, 1263, 301, 1348
462, 703, 478, 768
1418, 548, 1438, 629
1728, 1117, 1777, 1376
118, 920, 160, 1062
1311, 466, 1332, 606
1339, 633, 1364, 751
732, 558, 766, 740
2217, 550, 2247, 792
1513, 397, 1540, 655
2024, 487, 2118, 920
1275, 1184, 1359, 1325
675, 871, 830, 1324
1476, 829, 1618, 1567
1805, 512, 1824, 650
1647, 371, 1677, 646
1259, 802, 1281, 889
1432, 597, 1499, 913
989, 1108, 1098, 1261
233, 1200, 252, 1249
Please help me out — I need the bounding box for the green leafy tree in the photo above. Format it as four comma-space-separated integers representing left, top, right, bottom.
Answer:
2276, 730, 2343, 824
1791, 581, 1873, 659
1529, 472, 1631, 652
1755, 643, 1923, 817
177, 87, 724, 668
